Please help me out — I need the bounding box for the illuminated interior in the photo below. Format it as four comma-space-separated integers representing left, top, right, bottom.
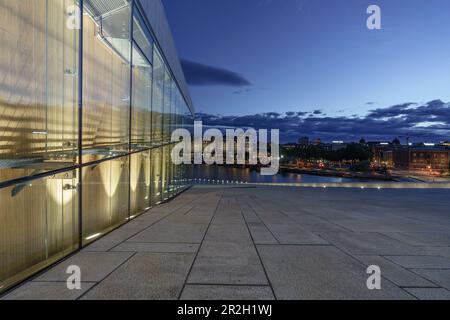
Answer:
0, 0, 193, 293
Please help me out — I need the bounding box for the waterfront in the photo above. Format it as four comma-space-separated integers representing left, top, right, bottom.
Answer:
187, 165, 372, 184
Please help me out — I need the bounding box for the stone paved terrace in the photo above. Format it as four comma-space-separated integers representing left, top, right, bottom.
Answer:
3, 186, 450, 300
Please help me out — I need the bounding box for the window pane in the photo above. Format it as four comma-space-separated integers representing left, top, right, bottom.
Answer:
150, 147, 162, 205
130, 150, 151, 216
162, 145, 170, 200
0, 170, 79, 291
82, 157, 129, 245
163, 69, 172, 144
0, 0, 79, 183
131, 45, 152, 150
151, 48, 164, 147
82, 2, 131, 162
133, 9, 153, 64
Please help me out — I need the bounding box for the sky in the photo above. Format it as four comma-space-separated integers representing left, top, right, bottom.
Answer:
163, 0, 450, 142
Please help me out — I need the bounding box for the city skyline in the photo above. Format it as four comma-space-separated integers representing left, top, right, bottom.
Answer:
194, 99, 450, 143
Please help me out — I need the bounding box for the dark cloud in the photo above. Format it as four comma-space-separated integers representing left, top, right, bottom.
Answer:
368, 102, 417, 119
181, 59, 252, 87
196, 100, 450, 143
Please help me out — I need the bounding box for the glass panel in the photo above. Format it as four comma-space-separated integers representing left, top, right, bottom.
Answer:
162, 145, 170, 200
130, 150, 151, 216
0, 170, 79, 291
82, 2, 131, 162
163, 69, 172, 144
0, 0, 79, 183
150, 147, 162, 205
133, 8, 153, 64
82, 157, 129, 245
171, 146, 176, 196
131, 45, 152, 150
151, 48, 164, 147
99, 5, 132, 62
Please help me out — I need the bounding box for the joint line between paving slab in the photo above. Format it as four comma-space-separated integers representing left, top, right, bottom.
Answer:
107, 194, 207, 252
280, 209, 352, 233
76, 252, 138, 300
380, 256, 450, 289
245, 201, 281, 245
314, 233, 419, 300
241, 208, 278, 300
177, 189, 225, 300
256, 243, 333, 247
186, 283, 272, 287
123, 241, 201, 245
286, 210, 355, 233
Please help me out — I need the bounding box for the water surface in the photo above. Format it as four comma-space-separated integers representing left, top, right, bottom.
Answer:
187, 166, 372, 184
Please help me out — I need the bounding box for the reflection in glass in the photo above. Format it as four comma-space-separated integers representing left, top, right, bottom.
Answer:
131, 45, 152, 150
0, 0, 79, 183
133, 8, 153, 64
163, 69, 172, 144
130, 150, 151, 216
82, 157, 130, 245
150, 147, 162, 205
82, 2, 131, 161
152, 48, 164, 147
0, 171, 79, 290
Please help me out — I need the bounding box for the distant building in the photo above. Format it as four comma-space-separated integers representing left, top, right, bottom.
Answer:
331, 141, 348, 151
370, 142, 395, 165
313, 138, 322, 146
298, 136, 309, 146
282, 143, 298, 151
382, 147, 450, 171
409, 148, 450, 170
318, 143, 332, 152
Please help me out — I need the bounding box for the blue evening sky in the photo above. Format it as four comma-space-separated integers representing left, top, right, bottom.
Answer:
163, 0, 450, 117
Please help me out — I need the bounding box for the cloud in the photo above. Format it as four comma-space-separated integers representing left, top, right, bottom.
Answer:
181, 59, 252, 87
195, 100, 450, 143
368, 102, 417, 119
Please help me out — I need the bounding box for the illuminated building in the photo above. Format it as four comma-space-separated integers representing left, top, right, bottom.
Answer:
0, 0, 194, 292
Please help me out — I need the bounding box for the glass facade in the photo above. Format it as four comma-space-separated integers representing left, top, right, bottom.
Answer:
0, 0, 193, 293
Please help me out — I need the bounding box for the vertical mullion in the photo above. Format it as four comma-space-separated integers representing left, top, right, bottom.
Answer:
160, 68, 165, 203
128, 0, 134, 219
149, 37, 154, 208
78, 0, 84, 249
